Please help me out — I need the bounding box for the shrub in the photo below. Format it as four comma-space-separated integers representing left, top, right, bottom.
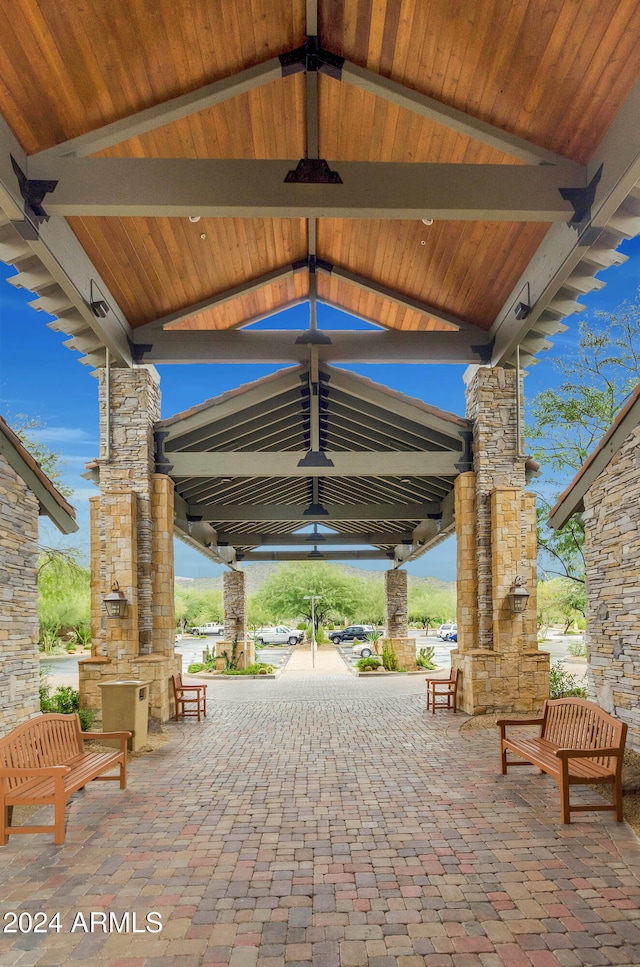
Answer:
549, 660, 587, 699
242, 663, 274, 675
187, 662, 205, 673
357, 656, 382, 671
39, 676, 97, 731
381, 640, 399, 671
566, 640, 586, 657
416, 646, 437, 670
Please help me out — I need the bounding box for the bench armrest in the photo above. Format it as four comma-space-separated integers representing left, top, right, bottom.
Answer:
176, 685, 206, 692
0, 765, 70, 778
555, 746, 624, 760
82, 731, 131, 754
497, 717, 544, 739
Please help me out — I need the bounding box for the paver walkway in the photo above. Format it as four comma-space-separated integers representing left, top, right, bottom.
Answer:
1, 650, 639, 967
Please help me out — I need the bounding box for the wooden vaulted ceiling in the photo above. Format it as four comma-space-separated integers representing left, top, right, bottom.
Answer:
1, 0, 640, 358
2, 2, 640, 567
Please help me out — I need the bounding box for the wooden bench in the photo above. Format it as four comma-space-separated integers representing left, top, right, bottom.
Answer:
0, 713, 130, 845
498, 698, 627, 824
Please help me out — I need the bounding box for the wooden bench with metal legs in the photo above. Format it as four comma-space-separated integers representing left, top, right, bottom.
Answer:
171, 674, 207, 721
425, 667, 459, 713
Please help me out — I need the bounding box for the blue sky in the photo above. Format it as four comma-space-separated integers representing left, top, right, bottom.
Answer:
1, 233, 639, 581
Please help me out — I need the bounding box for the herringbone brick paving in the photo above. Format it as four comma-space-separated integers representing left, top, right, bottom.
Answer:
1, 647, 639, 966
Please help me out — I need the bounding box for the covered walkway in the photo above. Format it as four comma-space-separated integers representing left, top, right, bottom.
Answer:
1, 661, 639, 966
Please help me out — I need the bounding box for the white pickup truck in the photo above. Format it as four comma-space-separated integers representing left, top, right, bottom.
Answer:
190, 622, 224, 636
253, 626, 303, 646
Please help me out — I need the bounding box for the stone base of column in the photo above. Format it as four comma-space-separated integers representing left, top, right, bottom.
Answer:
79, 653, 181, 723
216, 638, 255, 669
453, 649, 550, 715
380, 637, 417, 671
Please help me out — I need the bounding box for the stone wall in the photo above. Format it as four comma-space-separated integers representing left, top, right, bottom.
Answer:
0, 453, 40, 737
582, 423, 640, 751
382, 570, 416, 670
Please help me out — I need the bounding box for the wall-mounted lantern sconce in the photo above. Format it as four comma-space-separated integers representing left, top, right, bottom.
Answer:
103, 580, 128, 618
507, 575, 530, 614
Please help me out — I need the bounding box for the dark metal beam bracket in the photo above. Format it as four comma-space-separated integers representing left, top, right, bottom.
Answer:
10, 155, 57, 229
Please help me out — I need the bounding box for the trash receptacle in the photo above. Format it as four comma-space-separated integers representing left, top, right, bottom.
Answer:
98, 680, 151, 752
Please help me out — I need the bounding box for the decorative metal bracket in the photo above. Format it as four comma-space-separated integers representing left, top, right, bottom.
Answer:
470, 338, 495, 364
284, 158, 343, 184
153, 430, 173, 473
279, 39, 344, 79
10, 155, 57, 230
560, 163, 603, 229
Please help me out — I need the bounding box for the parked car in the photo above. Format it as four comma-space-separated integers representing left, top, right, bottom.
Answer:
191, 622, 224, 636
329, 624, 376, 644
436, 624, 457, 640
445, 630, 457, 642
253, 626, 303, 645
351, 640, 378, 658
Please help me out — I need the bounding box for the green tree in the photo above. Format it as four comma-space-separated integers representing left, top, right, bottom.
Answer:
38, 549, 90, 642
408, 586, 456, 632
527, 305, 640, 582
253, 562, 363, 631
174, 586, 223, 630
11, 414, 72, 498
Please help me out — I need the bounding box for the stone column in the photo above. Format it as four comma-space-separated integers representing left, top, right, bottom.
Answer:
453, 367, 549, 714
221, 570, 254, 668
80, 367, 180, 722
383, 568, 415, 670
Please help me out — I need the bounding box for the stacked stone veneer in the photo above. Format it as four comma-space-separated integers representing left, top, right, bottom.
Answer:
80, 367, 180, 722
383, 569, 416, 670
582, 423, 640, 751
453, 367, 549, 714
218, 570, 254, 668
0, 454, 40, 737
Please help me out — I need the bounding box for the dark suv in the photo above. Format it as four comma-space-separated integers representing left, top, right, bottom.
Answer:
329, 624, 376, 644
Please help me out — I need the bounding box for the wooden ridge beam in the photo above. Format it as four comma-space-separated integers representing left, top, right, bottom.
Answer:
216, 530, 411, 545
237, 549, 391, 561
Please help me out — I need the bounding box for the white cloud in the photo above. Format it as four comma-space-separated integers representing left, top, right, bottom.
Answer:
36, 427, 96, 444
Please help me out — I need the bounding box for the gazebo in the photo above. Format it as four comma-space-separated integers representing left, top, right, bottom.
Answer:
1, 2, 640, 718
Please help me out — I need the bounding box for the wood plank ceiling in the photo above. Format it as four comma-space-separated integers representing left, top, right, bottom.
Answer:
1, 2, 640, 566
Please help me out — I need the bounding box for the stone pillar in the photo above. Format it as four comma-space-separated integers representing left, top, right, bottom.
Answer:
220, 570, 254, 668
0, 454, 40, 737
383, 569, 415, 670
453, 367, 549, 714
80, 367, 180, 722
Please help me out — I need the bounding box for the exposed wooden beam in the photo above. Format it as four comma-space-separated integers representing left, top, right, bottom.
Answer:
31, 58, 285, 160
133, 328, 493, 364
490, 80, 640, 366
174, 519, 236, 569
0, 115, 133, 367
133, 267, 301, 335
338, 60, 578, 168
321, 265, 475, 330
216, 530, 411, 546
166, 451, 464, 477
28, 158, 584, 222
186, 502, 440, 521
393, 491, 456, 568
238, 549, 391, 561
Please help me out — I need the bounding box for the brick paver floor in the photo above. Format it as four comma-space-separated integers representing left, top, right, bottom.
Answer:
1, 646, 639, 966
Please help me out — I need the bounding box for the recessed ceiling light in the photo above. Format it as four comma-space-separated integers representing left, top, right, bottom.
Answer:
188, 215, 201, 223
421, 217, 434, 226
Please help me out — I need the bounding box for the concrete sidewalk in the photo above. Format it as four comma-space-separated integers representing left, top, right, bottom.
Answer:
1, 663, 639, 966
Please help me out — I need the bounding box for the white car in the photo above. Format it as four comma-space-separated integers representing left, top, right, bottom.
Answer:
352, 641, 378, 658
191, 622, 224, 636
253, 626, 303, 646
436, 624, 457, 640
